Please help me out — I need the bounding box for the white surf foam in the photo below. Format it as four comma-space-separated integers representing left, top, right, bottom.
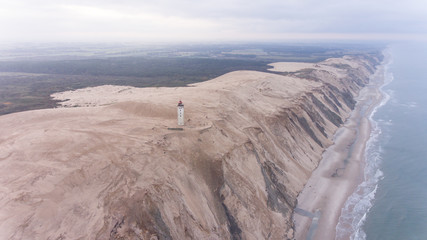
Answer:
335, 49, 394, 240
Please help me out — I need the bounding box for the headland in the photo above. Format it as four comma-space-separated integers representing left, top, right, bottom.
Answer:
0, 54, 381, 239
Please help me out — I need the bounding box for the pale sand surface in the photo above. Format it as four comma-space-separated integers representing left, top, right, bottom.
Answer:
268, 62, 317, 72
268, 56, 358, 77
293, 64, 386, 240
52, 71, 317, 110
1, 69, 324, 239
0, 56, 377, 239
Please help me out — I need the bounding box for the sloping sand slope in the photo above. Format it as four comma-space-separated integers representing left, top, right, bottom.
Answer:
0, 55, 379, 239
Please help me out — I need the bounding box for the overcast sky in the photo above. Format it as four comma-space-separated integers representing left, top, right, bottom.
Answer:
1, 0, 427, 42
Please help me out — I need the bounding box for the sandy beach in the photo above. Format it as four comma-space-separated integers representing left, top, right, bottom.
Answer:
293, 63, 386, 240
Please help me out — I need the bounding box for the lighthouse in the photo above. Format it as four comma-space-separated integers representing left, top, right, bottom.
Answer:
177, 100, 184, 126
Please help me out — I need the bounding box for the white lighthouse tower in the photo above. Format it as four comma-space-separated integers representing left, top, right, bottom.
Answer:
177, 100, 184, 126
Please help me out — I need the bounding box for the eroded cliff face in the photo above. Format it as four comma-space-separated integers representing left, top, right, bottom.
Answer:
0, 55, 380, 239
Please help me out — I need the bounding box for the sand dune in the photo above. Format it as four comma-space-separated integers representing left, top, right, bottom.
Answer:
0, 55, 380, 239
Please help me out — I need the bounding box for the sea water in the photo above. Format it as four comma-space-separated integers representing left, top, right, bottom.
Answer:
336, 42, 427, 240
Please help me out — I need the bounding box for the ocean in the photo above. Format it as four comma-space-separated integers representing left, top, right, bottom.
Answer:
336, 43, 427, 240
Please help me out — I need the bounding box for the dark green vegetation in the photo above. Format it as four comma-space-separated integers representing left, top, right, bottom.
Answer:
0, 43, 384, 116
0, 58, 269, 115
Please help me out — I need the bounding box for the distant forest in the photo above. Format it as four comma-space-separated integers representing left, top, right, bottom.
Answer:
0, 58, 271, 115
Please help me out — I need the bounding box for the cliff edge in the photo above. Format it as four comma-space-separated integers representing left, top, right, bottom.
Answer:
0, 55, 380, 239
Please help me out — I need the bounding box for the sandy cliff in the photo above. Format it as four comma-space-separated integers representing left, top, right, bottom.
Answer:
0, 55, 380, 239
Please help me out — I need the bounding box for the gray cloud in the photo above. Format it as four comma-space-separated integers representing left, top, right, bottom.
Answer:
0, 0, 426, 42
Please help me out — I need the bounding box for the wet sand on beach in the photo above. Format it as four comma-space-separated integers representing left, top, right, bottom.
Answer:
293, 64, 386, 240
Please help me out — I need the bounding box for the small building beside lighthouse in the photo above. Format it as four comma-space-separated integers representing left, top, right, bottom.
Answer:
177, 100, 184, 126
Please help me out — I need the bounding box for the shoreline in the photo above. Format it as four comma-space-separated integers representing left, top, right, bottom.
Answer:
293, 62, 387, 240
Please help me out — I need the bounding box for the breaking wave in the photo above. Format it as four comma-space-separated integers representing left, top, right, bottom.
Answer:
335, 52, 393, 240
